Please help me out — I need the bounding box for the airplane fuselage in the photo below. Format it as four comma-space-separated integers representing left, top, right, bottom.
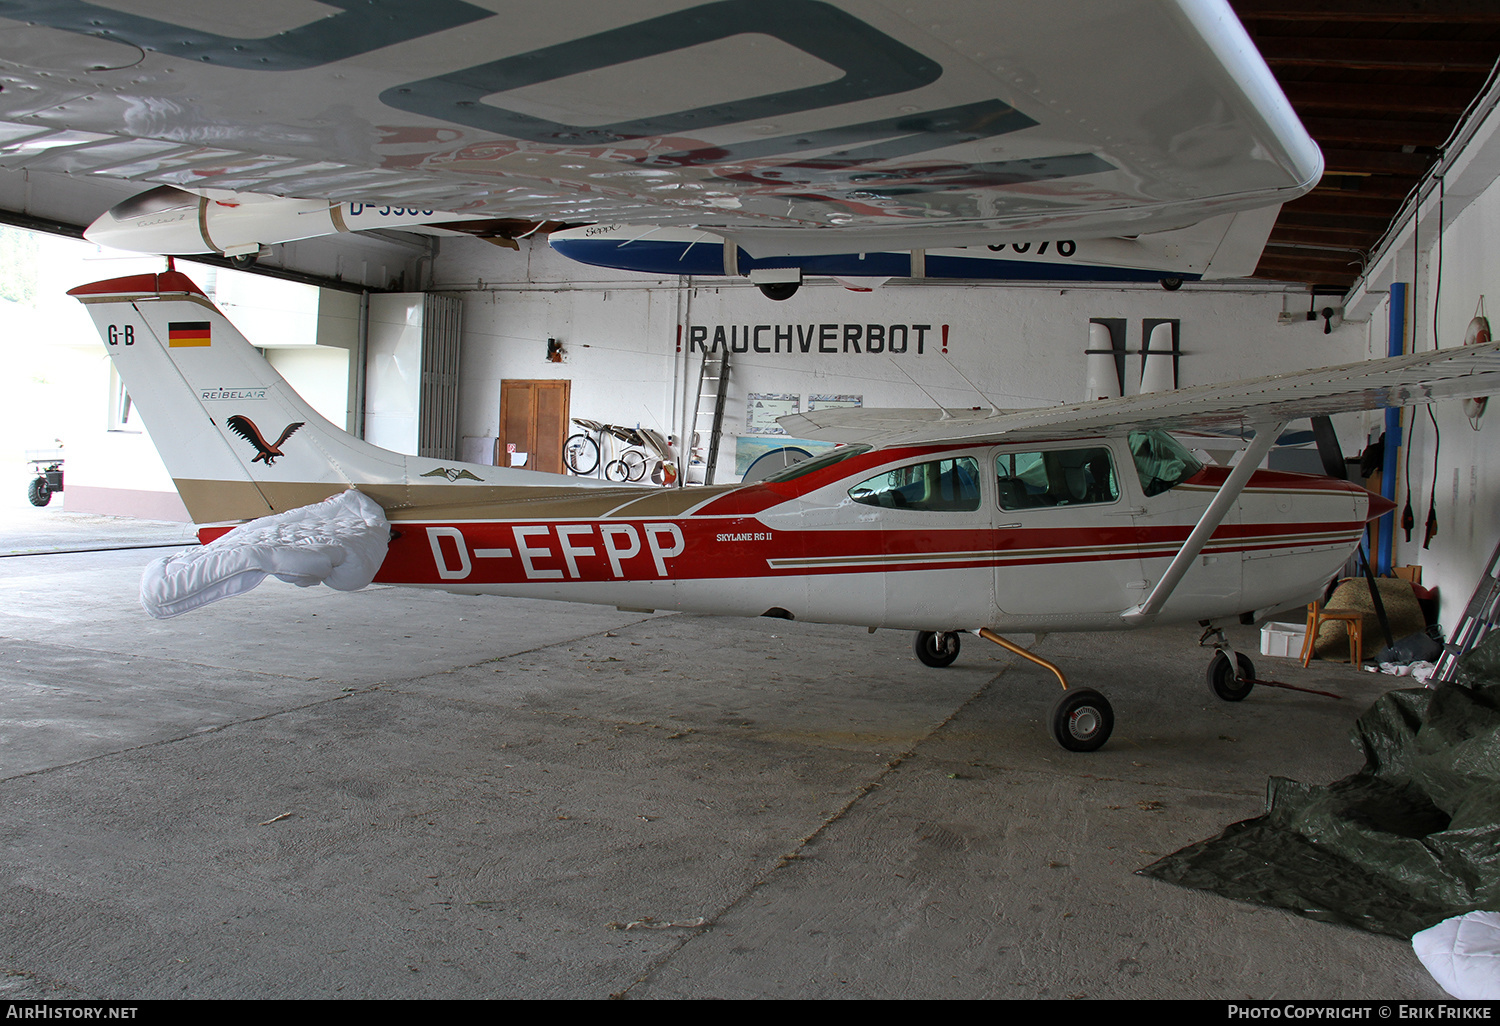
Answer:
231, 438, 1375, 635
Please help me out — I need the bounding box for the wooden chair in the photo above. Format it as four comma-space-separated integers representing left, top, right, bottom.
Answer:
1300, 601, 1364, 667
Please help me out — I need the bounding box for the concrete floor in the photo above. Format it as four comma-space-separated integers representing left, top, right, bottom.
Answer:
0, 498, 1446, 999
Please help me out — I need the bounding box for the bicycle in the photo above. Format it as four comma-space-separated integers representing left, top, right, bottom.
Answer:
564, 420, 676, 484
563, 418, 604, 475
602, 424, 673, 483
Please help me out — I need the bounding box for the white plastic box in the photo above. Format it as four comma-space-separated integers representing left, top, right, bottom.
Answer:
1260, 621, 1308, 658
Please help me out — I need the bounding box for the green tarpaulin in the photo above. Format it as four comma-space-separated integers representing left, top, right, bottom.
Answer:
1140, 633, 1500, 938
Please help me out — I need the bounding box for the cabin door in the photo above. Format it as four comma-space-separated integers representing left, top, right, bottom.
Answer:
990, 441, 1147, 623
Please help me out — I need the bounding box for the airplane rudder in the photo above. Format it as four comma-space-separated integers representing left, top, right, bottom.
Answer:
70, 270, 405, 517
71, 272, 304, 500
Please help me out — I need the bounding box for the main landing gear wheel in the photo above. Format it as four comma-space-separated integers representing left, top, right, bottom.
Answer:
757, 281, 799, 301
1207, 651, 1256, 702
1050, 688, 1114, 752
914, 631, 961, 667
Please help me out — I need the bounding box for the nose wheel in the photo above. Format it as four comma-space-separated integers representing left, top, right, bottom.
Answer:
1206, 650, 1256, 702
1200, 627, 1256, 702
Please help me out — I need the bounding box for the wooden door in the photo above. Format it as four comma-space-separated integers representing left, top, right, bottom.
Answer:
499, 380, 570, 474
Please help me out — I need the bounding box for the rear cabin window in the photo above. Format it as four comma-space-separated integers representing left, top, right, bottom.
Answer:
1128, 430, 1202, 497
995, 447, 1118, 510
848, 457, 981, 511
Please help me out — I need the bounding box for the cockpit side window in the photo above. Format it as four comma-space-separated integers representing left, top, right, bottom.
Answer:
1128, 430, 1203, 497
849, 456, 981, 511
995, 447, 1118, 510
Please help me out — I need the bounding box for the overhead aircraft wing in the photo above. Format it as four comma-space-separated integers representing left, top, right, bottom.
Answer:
777, 341, 1500, 446
0, 1, 1319, 257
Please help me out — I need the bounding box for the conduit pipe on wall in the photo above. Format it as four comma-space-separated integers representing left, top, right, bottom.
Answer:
354, 290, 369, 439
1379, 281, 1406, 575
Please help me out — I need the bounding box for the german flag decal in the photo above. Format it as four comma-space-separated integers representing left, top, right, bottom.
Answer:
168, 321, 211, 347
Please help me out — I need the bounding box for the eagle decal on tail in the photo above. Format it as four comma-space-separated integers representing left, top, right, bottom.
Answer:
226, 415, 304, 465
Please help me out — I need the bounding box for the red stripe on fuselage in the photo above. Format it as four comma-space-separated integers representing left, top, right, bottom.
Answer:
359, 515, 1367, 586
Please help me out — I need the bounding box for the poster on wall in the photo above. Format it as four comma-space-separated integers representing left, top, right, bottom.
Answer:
745, 393, 800, 434
807, 394, 862, 412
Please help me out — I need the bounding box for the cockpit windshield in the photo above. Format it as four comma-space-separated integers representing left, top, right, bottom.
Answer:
111, 185, 197, 219
1128, 430, 1203, 497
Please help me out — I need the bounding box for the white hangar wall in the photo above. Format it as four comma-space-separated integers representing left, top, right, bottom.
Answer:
433, 236, 1367, 482
1380, 177, 1500, 633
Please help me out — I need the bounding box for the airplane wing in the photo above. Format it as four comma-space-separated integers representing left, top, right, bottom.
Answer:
777, 340, 1500, 445
0, 1, 1319, 258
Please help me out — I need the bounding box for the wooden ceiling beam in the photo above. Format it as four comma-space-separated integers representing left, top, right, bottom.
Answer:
1268, 225, 1378, 247
1319, 149, 1434, 175
1281, 81, 1479, 114
1277, 210, 1395, 232
1260, 246, 1367, 268
1251, 262, 1359, 287
1298, 117, 1453, 147
1316, 172, 1424, 198
1285, 189, 1403, 216
1258, 38, 1499, 70
1235, 0, 1500, 22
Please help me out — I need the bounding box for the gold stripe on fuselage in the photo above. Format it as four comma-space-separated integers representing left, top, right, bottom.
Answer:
172, 479, 740, 525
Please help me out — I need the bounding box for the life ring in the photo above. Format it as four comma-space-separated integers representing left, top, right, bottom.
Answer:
1463, 315, 1490, 423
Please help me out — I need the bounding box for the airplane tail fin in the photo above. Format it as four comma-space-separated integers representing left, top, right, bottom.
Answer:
70, 271, 407, 524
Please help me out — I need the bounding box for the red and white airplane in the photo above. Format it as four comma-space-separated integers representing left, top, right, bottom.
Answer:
68, 269, 1500, 751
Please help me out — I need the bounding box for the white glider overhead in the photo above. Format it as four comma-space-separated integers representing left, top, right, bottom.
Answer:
0, 1, 1320, 287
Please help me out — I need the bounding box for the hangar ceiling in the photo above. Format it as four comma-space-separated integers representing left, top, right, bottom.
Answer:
1232, 0, 1500, 293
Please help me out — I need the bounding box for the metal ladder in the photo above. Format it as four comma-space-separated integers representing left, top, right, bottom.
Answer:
690, 347, 730, 484
1432, 532, 1500, 683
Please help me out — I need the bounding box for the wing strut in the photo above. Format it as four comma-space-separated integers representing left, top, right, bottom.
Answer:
1121, 420, 1285, 625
